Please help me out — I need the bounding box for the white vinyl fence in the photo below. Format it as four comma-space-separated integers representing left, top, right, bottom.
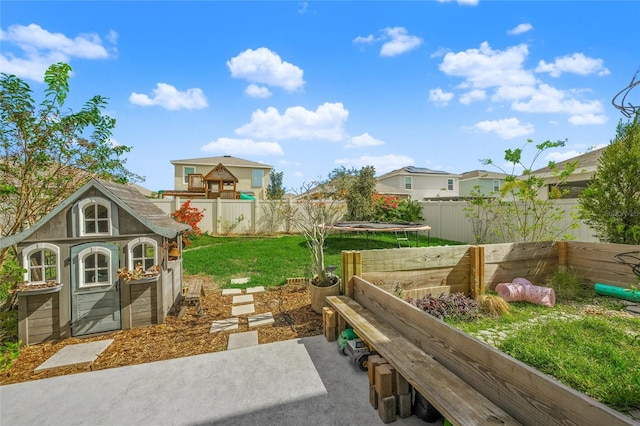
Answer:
153, 197, 599, 243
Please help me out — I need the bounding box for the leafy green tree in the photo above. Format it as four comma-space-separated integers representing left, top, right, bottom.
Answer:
474, 139, 578, 242
266, 169, 285, 200
346, 166, 376, 221
0, 62, 138, 287
579, 115, 640, 243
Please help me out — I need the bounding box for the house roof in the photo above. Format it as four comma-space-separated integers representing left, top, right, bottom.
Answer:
203, 163, 238, 182
460, 170, 508, 180
377, 166, 458, 180
530, 146, 606, 175
0, 178, 190, 249
171, 155, 272, 169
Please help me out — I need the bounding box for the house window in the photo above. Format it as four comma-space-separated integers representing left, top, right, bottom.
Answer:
183, 166, 195, 184
79, 197, 111, 236
252, 169, 262, 187
23, 243, 60, 283
447, 179, 454, 191
128, 237, 157, 271
493, 180, 501, 192
404, 177, 412, 190
78, 246, 111, 287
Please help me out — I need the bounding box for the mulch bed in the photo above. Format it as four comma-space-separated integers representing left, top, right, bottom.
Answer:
0, 276, 323, 385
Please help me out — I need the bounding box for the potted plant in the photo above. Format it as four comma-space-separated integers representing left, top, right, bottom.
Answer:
285, 181, 345, 313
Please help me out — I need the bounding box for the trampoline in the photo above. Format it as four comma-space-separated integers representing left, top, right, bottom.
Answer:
323, 221, 431, 248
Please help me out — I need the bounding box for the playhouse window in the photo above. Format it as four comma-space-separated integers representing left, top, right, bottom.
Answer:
128, 237, 158, 271
79, 197, 112, 236
23, 243, 59, 284
80, 248, 111, 287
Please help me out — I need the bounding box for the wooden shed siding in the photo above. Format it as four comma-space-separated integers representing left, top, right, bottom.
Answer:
129, 282, 158, 327
19, 292, 61, 345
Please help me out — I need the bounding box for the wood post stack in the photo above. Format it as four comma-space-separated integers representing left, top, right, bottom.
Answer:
367, 354, 412, 423
322, 307, 337, 341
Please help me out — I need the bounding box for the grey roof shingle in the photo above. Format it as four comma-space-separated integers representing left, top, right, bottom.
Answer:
0, 178, 190, 249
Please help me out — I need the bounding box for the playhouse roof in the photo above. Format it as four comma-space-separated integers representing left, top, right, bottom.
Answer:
0, 178, 190, 249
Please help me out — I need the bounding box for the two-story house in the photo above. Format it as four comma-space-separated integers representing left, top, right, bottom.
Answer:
528, 147, 605, 199
459, 170, 508, 197
163, 155, 273, 200
376, 166, 460, 200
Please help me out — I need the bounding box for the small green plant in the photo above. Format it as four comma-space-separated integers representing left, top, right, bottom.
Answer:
218, 214, 246, 235
0, 340, 20, 371
407, 293, 480, 322
547, 270, 589, 301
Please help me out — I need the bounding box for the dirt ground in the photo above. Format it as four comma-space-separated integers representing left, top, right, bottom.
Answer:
0, 276, 323, 385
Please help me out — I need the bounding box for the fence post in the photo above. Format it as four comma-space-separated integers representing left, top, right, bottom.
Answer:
215, 198, 222, 235
469, 246, 485, 298
252, 199, 259, 234
557, 241, 567, 271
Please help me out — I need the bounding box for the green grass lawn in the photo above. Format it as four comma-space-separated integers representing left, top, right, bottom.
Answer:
183, 232, 463, 288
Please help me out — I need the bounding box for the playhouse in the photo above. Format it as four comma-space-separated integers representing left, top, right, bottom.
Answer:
0, 178, 190, 345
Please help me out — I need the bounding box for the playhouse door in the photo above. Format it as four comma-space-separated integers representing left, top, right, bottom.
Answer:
70, 242, 121, 336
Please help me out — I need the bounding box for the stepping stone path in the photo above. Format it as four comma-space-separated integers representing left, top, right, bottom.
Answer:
210, 279, 275, 350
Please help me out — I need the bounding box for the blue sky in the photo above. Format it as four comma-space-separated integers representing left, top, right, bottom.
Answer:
2, 1, 639, 192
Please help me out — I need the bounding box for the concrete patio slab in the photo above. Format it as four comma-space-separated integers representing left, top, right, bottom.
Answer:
231, 303, 255, 316
34, 340, 113, 372
248, 312, 275, 328
1, 336, 431, 426
222, 288, 242, 295
210, 318, 239, 333
232, 294, 254, 304
227, 331, 259, 350
246, 286, 265, 294
231, 277, 250, 285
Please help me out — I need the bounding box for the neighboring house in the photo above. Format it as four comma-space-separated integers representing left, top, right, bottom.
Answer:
376, 166, 460, 200
529, 147, 606, 199
0, 178, 190, 345
165, 155, 273, 200
375, 182, 412, 200
459, 170, 508, 196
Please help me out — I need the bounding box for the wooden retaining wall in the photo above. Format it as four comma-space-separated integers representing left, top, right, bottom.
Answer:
342, 241, 640, 299
350, 276, 634, 425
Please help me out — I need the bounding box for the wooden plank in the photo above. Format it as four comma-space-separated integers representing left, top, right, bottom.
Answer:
27, 308, 59, 320
567, 241, 640, 263
360, 245, 472, 273
351, 276, 634, 426
403, 285, 468, 299
25, 316, 58, 328
326, 295, 520, 426
482, 241, 557, 263
484, 260, 556, 289
361, 267, 469, 292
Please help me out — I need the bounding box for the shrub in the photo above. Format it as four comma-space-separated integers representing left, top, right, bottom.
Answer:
171, 200, 205, 245
407, 293, 480, 322
372, 194, 424, 223
547, 270, 589, 301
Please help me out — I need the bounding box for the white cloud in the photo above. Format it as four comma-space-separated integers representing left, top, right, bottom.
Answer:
297, 2, 308, 14
0, 23, 114, 81
491, 85, 537, 102
380, 27, 423, 57
511, 83, 603, 115
508, 23, 533, 35
536, 53, 610, 77
428, 88, 454, 106
235, 102, 349, 141
459, 89, 486, 105
353, 34, 376, 44
345, 133, 385, 148
436, 0, 479, 5
245, 84, 272, 98
440, 42, 535, 89
473, 117, 534, 139
129, 83, 208, 110
335, 154, 415, 176
568, 113, 608, 125
226, 47, 304, 92
201, 137, 284, 156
